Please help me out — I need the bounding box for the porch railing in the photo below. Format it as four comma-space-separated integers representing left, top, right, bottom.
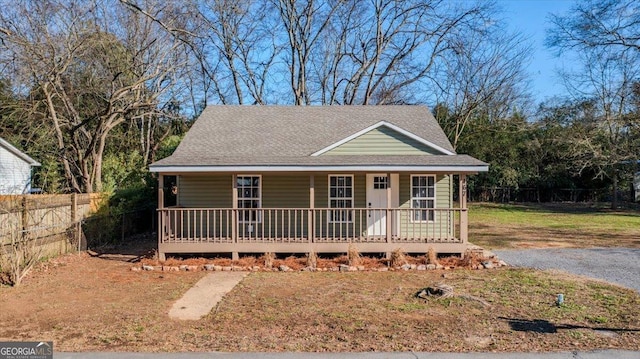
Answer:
158, 207, 467, 244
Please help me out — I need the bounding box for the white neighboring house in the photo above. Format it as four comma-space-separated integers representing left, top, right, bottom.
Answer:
0, 137, 41, 195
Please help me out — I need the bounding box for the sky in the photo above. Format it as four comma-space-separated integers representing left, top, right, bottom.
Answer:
496, 0, 576, 103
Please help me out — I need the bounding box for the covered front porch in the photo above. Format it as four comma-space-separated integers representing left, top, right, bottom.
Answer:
156, 172, 470, 260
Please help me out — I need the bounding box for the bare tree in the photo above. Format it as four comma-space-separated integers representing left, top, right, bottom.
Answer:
547, 0, 640, 54
547, 0, 640, 208
310, 0, 499, 106
124, 0, 522, 107
433, 29, 532, 150
562, 50, 639, 208
197, 0, 278, 105
274, 0, 342, 105
0, 0, 190, 192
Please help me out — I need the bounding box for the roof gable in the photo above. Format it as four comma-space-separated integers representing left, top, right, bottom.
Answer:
0, 137, 40, 166
312, 121, 454, 156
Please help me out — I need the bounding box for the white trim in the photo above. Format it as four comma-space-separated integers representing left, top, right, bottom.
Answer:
150, 165, 488, 173
410, 174, 436, 223
328, 174, 354, 223
310, 121, 455, 156
366, 173, 400, 237
236, 174, 262, 223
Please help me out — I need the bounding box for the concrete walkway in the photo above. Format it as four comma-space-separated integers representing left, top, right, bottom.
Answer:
55, 350, 640, 358
169, 271, 247, 320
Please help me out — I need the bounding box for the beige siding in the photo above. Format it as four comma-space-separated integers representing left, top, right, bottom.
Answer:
324, 126, 441, 155
178, 174, 231, 208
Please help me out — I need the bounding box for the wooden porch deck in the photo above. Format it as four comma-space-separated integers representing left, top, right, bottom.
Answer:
157, 208, 468, 259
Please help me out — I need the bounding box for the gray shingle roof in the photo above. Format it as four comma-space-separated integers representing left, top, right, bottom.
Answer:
151, 105, 487, 170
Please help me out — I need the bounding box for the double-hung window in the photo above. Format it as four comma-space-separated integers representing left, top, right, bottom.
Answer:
237, 175, 261, 222
411, 175, 435, 222
328, 175, 353, 222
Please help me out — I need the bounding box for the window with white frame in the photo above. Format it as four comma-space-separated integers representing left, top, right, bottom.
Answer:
328, 175, 353, 222
237, 175, 261, 222
411, 175, 435, 221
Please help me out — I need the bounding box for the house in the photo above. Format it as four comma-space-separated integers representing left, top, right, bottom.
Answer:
0, 137, 40, 195
149, 106, 488, 260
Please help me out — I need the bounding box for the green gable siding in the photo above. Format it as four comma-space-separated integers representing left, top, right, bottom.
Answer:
323, 126, 442, 155
178, 174, 231, 207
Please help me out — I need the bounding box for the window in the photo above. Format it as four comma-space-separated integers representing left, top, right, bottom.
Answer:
411, 175, 435, 221
237, 175, 261, 222
373, 176, 388, 189
328, 175, 353, 222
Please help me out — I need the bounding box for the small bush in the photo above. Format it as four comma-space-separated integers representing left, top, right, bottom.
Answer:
261, 252, 275, 268
390, 248, 407, 267
347, 244, 361, 266
306, 252, 318, 268
427, 247, 439, 265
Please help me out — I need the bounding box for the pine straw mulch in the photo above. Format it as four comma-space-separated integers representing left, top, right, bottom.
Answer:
138, 249, 491, 272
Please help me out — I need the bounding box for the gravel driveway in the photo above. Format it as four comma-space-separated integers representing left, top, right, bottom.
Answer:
493, 248, 640, 293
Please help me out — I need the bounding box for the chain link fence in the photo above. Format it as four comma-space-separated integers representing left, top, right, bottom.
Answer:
469, 187, 632, 204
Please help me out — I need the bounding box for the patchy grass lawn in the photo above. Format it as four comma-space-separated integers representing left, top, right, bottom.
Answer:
0, 253, 638, 352
469, 203, 640, 250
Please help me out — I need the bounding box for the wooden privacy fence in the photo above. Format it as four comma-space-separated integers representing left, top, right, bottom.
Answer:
0, 194, 104, 256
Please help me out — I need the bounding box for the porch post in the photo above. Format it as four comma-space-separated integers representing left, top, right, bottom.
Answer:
232, 174, 238, 245
157, 174, 166, 261
309, 175, 315, 243
158, 174, 165, 209
459, 174, 468, 243
386, 172, 392, 243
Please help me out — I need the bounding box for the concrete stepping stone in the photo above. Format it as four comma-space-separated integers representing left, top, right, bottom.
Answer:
169, 272, 247, 320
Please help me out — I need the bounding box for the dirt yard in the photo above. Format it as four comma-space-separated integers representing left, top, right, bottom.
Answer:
0, 252, 638, 352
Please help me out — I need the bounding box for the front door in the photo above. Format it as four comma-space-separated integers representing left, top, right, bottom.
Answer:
366, 174, 399, 236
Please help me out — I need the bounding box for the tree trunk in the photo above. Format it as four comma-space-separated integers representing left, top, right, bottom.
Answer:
93, 132, 108, 193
